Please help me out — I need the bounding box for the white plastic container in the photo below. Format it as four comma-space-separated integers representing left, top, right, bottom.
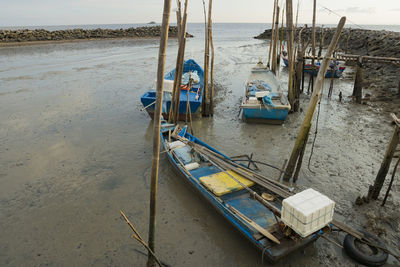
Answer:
281, 188, 335, 237
255, 91, 270, 98
168, 140, 185, 150
156, 79, 174, 93
248, 97, 259, 104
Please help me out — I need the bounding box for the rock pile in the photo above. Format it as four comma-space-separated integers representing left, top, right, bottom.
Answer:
0, 26, 193, 43
255, 27, 400, 100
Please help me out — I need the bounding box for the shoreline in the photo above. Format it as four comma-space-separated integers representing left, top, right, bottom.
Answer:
0, 36, 174, 47
0, 26, 192, 46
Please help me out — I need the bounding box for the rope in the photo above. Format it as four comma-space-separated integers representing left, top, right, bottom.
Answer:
317, 4, 365, 29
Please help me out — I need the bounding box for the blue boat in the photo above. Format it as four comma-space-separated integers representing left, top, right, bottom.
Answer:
240, 62, 290, 124
304, 62, 346, 78
140, 59, 203, 121
282, 54, 345, 78
160, 123, 320, 263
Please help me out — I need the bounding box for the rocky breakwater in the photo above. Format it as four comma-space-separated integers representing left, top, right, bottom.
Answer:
256, 27, 400, 100
0, 26, 193, 44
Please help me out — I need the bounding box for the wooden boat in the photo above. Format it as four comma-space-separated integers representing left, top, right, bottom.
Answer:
160, 123, 320, 263
304, 62, 346, 78
282, 54, 345, 78
240, 62, 290, 124
140, 59, 203, 120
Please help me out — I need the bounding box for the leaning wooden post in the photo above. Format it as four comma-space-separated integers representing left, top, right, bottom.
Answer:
205, 0, 213, 115
382, 157, 400, 206
352, 56, 363, 104
294, 26, 306, 111
147, 0, 171, 266
368, 113, 400, 200
283, 17, 346, 181
286, 0, 295, 110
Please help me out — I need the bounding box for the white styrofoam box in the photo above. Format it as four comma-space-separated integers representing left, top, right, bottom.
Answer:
184, 162, 200, 171
162, 79, 174, 93
281, 188, 335, 237
248, 97, 259, 104
168, 140, 185, 150
255, 91, 270, 98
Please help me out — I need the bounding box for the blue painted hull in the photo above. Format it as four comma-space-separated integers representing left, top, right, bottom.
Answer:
160, 123, 319, 263
140, 59, 204, 120
304, 65, 345, 78
242, 107, 289, 124
141, 91, 201, 120
282, 56, 345, 78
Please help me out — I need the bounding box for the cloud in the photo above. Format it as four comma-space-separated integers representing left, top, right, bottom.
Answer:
335, 7, 376, 14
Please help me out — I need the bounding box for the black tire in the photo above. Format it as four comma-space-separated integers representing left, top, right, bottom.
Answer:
343, 230, 388, 267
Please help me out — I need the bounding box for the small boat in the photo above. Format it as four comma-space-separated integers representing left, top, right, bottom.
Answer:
140, 59, 203, 120
240, 62, 290, 124
160, 123, 319, 263
304, 62, 346, 78
281, 53, 345, 78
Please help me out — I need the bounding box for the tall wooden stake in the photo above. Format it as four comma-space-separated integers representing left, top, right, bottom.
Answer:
168, 1, 183, 123
353, 56, 363, 104
271, 5, 280, 74
209, 19, 215, 115
286, 0, 295, 110
268, 0, 278, 68
310, 0, 316, 93
171, 0, 189, 122
283, 17, 346, 181
147, 0, 171, 266
279, 8, 285, 63
202, 0, 212, 116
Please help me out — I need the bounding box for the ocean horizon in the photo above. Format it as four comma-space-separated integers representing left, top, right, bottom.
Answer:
1, 22, 400, 33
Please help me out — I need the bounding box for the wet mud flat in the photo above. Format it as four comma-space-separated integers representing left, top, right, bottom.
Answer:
0, 37, 399, 266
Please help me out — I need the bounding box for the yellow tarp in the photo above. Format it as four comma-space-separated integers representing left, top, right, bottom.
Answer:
199, 170, 254, 196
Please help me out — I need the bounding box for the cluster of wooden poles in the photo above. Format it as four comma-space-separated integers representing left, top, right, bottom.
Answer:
166, 0, 215, 125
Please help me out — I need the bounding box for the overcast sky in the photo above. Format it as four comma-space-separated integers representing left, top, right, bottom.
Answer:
1, 0, 399, 26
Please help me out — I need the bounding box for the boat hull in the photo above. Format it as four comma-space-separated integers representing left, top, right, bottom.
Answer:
304, 65, 345, 78
160, 124, 319, 263
140, 59, 203, 120
141, 92, 201, 121
282, 56, 345, 78
241, 106, 289, 124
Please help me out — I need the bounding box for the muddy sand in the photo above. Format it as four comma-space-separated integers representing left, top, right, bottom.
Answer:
0, 27, 399, 266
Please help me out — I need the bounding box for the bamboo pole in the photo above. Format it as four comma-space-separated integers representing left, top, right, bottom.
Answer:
209, 19, 215, 115
147, 0, 171, 266
172, 0, 189, 122
202, 0, 212, 116
168, 2, 183, 123
278, 8, 285, 66
121, 211, 163, 267
271, 5, 280, 74
268, 0, 278, 68
283, 17, 346, 181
